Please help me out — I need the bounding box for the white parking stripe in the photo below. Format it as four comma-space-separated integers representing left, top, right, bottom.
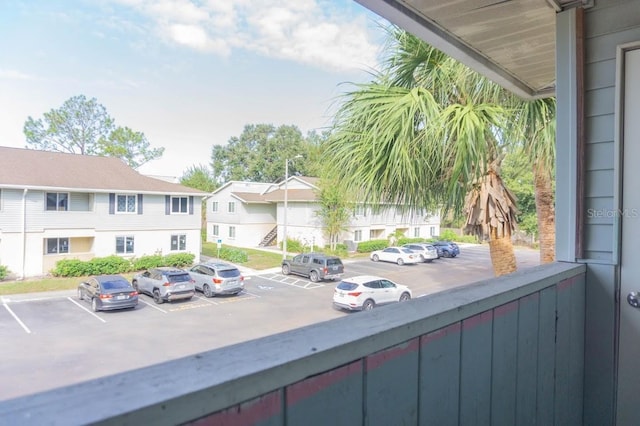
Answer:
2, 302, 32, 334
242, 291, 261, 298
138, 299, 168, 313
66, 297, 106, 323
195, 295, 219, 305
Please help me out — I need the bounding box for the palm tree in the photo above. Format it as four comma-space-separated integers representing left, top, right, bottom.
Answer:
508, 98, 556, 263
325, 28, 519, 276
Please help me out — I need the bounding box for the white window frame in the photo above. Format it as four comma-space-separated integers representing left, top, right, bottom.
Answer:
171, 196, 188, 214
45, 238, 69, 254
414, 227, 420, 238
170, 234, 187, 251
354, 230, 362, 242
228, 202, 236, 213
212, 225, 219, 236
116, 194, 137, 214
116, 236, 135, 254
430, 226, 436, 237
211, 201, 219, 212
46, 192, 69, 211
355, 205, 366, 216
228, 226, 236, 239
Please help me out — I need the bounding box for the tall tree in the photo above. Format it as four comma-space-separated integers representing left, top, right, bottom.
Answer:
210, 124, 319, 184
181, 165, 217, 236
325, 27, 519, 276
315, 179, 352, 251
23, 95, 164, 169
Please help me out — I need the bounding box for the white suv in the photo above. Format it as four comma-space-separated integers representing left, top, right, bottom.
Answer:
132, 267, 195, 304
333, 275, 412, 311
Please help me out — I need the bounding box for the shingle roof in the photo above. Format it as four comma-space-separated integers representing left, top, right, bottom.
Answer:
231, 192, 271, 203
0, 146, 206, 195
262, 188, 318, 202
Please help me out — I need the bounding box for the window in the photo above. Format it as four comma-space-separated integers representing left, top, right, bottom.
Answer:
46, 193, 68, 211
171, 196, 188, 214
228, 226, 236, 238
212, 225, 219, 236
354, 205, 366, 216
46, 238, 69, 254
116, 195, 136, 213
354, 230, 362, 242
116, 236, 134, 254
414, 227, 420, 238
228, 202, 236, 213
171, 234, 186, 251
212, 201, 218, 212
430, 226, 436, 237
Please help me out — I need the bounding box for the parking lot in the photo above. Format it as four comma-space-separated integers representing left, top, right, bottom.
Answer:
0, 244, 540, 400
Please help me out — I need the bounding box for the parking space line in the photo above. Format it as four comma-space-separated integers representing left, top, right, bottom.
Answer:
242, 290, 261, 298
2, 302, 32, 334
138, 299, 168, 313
66, 297, 106, 323
194, 295, 219, 305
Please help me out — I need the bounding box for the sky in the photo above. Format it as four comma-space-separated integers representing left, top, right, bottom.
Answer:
0, 0, 387, 179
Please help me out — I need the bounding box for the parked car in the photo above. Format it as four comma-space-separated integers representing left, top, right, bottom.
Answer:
402, 243, 439, 262
282, 253, 344, 282
77, 275, 138, 312
188, 262, 244, 297
432, 241, 461, 258
132, 267, 195, 304
369, 247, 419, 265
333, 275, 412, 311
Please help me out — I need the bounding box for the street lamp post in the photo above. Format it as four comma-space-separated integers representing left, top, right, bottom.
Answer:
282, 155, 302, 260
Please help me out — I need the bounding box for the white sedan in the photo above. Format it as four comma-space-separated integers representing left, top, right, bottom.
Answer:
369, 246, 420, 265
333, 275, 412, 311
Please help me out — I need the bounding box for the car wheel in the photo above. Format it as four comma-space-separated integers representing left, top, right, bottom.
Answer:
443, 251, 451, 258
153, 289, 164, 305
419, 254, 425, 262
282, 264, 290, 275
362, 300, 375, 311
91, 298, 99, 312
309, 271, 319, 282
397, 258, 405, 266
372, 254, 379, 262
399, 292, 411, 302
77, 288, 84, 301
203, 284, 213, 298
132, 280, 139, 293
425, 259, 433, 263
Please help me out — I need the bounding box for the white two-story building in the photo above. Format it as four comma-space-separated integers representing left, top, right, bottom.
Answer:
0, 146, 207, 279
206, 176, 440, 249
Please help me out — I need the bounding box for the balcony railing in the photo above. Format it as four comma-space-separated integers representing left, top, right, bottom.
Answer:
1, 261, 586, 425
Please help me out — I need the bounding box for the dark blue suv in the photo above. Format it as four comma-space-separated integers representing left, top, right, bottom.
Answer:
432, 241, 460, 258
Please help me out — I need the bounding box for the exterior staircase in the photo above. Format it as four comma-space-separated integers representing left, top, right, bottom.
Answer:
259, 226, 278, 247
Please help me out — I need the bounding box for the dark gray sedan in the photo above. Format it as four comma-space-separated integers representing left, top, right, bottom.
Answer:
77, 275, 138, 312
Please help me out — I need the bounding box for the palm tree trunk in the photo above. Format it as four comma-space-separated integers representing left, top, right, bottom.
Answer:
489, 227, 517, 276
534, 163, 555, 263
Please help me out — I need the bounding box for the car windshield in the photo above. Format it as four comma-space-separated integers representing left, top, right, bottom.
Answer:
336, 282, 358, 291
217, 269, 240, 278
168, 274, 191, 283
101, 280, 130, 290
327, 259, 342, 266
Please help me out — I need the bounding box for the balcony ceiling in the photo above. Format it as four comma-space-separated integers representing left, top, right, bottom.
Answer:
356, 0, 591, 100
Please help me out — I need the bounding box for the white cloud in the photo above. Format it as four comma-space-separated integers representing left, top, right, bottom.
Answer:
0, 69, 35, 80
110, 0, 381, 73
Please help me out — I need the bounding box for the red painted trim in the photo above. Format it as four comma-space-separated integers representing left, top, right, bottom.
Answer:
494, 300, 518, 317
366, 338, 419, 371
286, 361, 362, 406
189, 390, 281, 426
462, 311, 493, 330
421, 322, 461, 345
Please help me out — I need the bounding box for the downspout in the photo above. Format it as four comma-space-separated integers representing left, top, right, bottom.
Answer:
20, 189, 27, 280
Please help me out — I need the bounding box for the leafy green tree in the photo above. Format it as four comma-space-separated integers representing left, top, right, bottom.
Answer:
325, 27, 519, 276
210, 124, 319, 184
315, 179, 352, 251
23, 95, 163, 168
180, 165, 217, 193
501, 154, 538, 236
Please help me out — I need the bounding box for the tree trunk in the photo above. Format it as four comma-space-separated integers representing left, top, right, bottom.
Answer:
489, 227, 517, 276
534, 163, 555, 263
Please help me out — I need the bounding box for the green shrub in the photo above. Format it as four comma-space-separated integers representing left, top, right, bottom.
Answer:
280, 238, 304, 253
0, 265, 10, 280
132, 255, 164, 271
51, 259, 91, 277
163, 253, 195, 267
86, 256, 132, 275
398, 237, 423, 245
323, 244, 348, 257
356, 239, 389, 253
438, 229, 459, 241
218, 247, 248, 263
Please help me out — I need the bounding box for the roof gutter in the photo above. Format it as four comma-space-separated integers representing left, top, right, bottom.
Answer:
0, 185, 206, 197
20, 189, 27, 280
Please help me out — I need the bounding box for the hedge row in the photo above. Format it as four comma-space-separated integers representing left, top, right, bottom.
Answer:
51, 253, 196, 277
0, 265, 8, 280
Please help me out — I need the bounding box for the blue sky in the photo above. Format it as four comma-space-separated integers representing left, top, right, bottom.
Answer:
0, 1, 386, 178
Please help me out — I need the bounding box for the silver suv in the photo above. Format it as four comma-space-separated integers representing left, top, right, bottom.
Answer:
281, 253, 344, 282
132, 267, 195, 304
188, 262, 244, 297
